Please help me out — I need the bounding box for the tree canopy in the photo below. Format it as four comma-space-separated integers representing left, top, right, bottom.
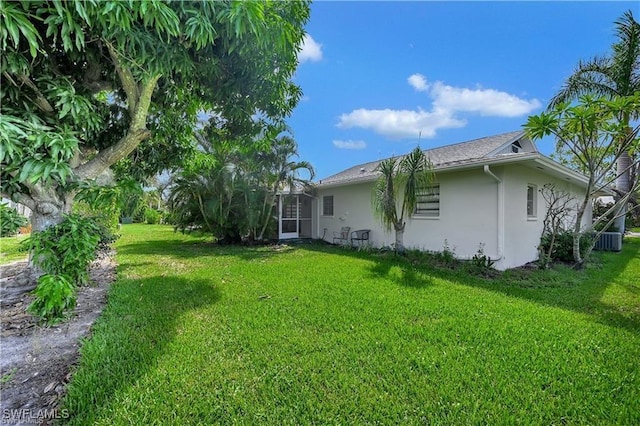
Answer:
525, 94, 640, 267
1, 0, 310, 230
548, 9, 639, 230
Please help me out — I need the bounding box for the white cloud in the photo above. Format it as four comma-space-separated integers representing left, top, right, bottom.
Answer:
430, 81, 541, 117
337, 76, 541, 139
337, 108, 465, 140
298, 34, 323, 63
408, 73, 428, 92
332, 139, 367, 150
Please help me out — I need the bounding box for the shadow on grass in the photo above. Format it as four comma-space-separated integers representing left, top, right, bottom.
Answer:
366, 255, 436, 288
303, 238, 640, 333
115, 228, 639, 333
62, 275, 220, 424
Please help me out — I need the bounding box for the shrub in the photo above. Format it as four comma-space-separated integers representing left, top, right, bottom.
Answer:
22, 214, 101, 286
539, 231, 595, 264
22, 214, 107, 323
27, 274, 76, 324
0, 203, 28, 237
145, 208, 161, 224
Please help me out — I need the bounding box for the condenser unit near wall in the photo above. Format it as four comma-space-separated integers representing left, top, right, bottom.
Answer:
594, 232, 622, 252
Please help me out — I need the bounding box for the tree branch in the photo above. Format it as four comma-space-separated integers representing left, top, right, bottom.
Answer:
73, 75, 161, 181
1, 190, 37, 211
106, 41, 139, 120
15, 74, 54, 113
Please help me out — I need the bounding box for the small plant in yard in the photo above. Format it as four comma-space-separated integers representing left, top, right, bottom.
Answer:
27, 274, 76, 324
23, 214, 101, 286
144, 208, 162, 224
355, 241, 374, 253
0, 204, 28, 237
435, 239, 457, 267
22, 214, 104, 323
537, 184, 576, 269
470, 243, 495, 270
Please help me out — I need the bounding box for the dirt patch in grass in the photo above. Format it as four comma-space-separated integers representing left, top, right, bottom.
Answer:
0, 251, 116, 425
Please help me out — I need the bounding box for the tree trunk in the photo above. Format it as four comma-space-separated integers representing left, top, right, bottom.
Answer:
258, 192, 277, 241
571, 192, 590, 269
394, 222, 405, 253
614, 149, 631, 233
31, 201, 65, 232
28, 185, 74, 232
26, 189, 73, 274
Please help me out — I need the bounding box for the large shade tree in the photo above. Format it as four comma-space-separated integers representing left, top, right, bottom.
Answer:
0, 0, 310, 231
548, 10, 640, 231
372, 147, 434, 252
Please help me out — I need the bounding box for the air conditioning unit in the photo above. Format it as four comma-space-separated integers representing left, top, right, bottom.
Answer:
594, 232, 622, 252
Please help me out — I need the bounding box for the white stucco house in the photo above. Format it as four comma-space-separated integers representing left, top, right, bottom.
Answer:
277, 131, 592, 270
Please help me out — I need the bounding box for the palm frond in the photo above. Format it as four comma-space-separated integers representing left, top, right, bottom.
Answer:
548, 57, 617, 108
549, 10, 639, 114
399, 147, 434, 221
372, 158, 398, 231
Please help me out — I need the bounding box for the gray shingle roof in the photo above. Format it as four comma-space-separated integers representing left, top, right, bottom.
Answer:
318, 130, 528, 186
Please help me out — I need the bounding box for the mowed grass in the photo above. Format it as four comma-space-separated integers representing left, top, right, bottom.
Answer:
0, 234, 29, 265
63, 225, 640, 424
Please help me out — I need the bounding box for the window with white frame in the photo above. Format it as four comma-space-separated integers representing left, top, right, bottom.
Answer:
415, 184, 440, 217
527, 184, 537, 217
322, 195, 334, 216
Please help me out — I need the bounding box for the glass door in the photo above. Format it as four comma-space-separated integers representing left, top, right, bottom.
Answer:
298, 195, 312, 238
280, 195, 298, 239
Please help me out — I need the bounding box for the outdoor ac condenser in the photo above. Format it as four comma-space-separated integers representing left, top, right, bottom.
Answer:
594, 232, 622, 252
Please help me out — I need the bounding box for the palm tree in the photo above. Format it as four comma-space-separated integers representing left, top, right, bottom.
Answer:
253, 125, 315, 241
372, 147, 434, 252
549, 10, 640, 231
168, 138, 243, 242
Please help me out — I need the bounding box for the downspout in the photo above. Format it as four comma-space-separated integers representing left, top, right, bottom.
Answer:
483, 165, 504, 262
316, 195, 322, 240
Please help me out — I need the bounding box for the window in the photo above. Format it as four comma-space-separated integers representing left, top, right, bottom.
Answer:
322, 195, 334, 216
415, 184, 440, 217
527, 184, 537, 217
511, 141, 522, 153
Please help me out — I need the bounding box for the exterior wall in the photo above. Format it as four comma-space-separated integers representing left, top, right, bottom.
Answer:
501, 165, 590, 269
317, 164, 591, 270
311, 197, 319, 239
317, 182, 380, 243
317, 168, 501, 262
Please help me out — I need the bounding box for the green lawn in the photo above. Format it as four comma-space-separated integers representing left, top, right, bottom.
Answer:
0, 234, 29, 265
63, 225, 640, 424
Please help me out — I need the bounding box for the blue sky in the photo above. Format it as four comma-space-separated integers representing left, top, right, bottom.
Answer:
289, 1, 636, 180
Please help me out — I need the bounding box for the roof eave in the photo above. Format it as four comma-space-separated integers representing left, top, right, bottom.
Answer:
316, 154, 542, 189
530, 156, 591, 187
316, 153, 595, 189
